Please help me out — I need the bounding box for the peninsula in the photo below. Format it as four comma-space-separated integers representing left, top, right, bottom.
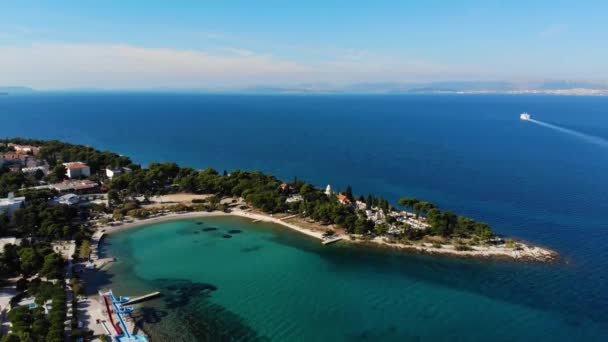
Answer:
0, 138, 557, 340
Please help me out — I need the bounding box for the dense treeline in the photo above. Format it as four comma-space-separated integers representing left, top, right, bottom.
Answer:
109, 162, 494, 240
398, 198, 492, 240
0, 243, 64, 280
0, 168, 38, 198
0, 189, 84, 241
109, 164, 370, 232
427, 209, 492, 240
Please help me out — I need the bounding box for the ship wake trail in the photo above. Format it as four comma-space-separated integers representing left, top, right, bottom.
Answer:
528, 119, 608, 148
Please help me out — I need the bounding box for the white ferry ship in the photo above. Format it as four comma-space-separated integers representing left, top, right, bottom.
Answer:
520, 112, 531, 120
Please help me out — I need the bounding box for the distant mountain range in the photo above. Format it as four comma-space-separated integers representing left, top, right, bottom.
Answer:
238, 80, 608, 95
2, 81, 608, 95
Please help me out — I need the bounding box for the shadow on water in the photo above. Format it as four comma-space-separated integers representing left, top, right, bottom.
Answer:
153, 278, 218, 308
140, 278, 269, 341
241, 245, 263, 253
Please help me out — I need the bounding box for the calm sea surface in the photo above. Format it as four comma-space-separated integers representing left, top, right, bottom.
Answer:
1, 94, 608, 340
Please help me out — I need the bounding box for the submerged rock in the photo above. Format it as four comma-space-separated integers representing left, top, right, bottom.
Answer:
222, 234, 232, 239
241, 245, 262, 253
228, 229, 242, 234
202, 227, 218, 232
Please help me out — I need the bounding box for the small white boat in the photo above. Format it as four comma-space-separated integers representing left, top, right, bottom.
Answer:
520, 112, 531, 120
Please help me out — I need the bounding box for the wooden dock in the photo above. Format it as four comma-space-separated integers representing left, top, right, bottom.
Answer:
123, 291, 161, 305
322, 236, 342, 245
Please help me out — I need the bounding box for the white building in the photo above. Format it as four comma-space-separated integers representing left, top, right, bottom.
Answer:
325, 184, 332, 196
8, 144, 40, 155
387, 225, 403, 236
105, 168, 119, 179
22, 165, 49, 176
0, 237, 21, 252
105, 166, 131, 179
285, 194, 303, 203
355, 200, 367, 211
0, 193, 26, 216
63, 162, 91, 178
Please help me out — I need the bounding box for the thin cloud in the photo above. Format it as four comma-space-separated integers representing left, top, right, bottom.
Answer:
0, 43, 311, 88
539, 24, 568, 38
0, 42, 487, 89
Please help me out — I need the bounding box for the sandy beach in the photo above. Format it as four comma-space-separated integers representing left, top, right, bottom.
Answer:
99, 210, 326, 240
93, 209, 557, 262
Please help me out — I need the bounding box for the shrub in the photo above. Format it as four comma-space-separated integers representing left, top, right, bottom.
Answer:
400, 238, 412, 245
454, 244, 473, 251
127, 208, 150, 219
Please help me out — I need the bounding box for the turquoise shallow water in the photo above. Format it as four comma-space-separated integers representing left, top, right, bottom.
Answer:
100, 217, 607, 341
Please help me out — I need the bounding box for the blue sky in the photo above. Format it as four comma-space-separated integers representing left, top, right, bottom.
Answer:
1, 0, 606, 89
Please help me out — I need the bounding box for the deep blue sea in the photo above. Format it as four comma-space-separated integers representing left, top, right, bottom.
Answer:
2, 93, 608, 340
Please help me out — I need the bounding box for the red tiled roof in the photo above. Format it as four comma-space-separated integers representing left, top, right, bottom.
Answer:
65, 162, 89, 170
338, 193, 351, 203
2, 153, 29, 159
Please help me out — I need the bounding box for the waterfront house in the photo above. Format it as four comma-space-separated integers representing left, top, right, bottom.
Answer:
63, 162, 91, 178
387, 225, 403, 236
337, 193, 351, 205
355, 200, 367, 211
